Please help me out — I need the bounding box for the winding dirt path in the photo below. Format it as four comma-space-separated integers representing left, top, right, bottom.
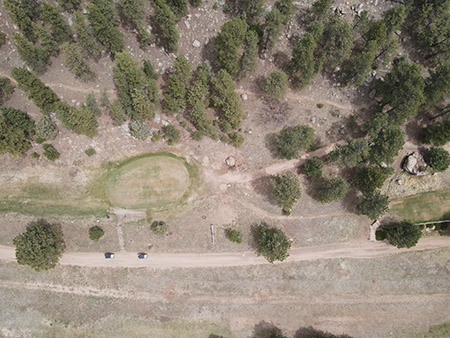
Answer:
0, 237, 448, 269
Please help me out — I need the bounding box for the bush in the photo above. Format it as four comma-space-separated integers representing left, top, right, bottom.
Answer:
13, 220, 65, 271
32, 152, 40, 159
0, 106, 35, 156
255, 223, 291, 263
151, 220, 167, 235
303, 156, 323, 178
272, 172, 301, 215
316, 176, 349, 203
424, 147, 450, 172
265, 70, 288, 100
276, 125, 315, 159
129, 120, 151, 140
375, 230, 386, 241
383, 221, 422, 248
36, 116, 58, 142
85, 147, 96, 157
88, 225, 104, 241
227, 132, 244, 148
226, 228, 243, 244
356, 190, 389, 220
0, 77, 15, 105
163, 125, 181, 145
43, 144, 60, 161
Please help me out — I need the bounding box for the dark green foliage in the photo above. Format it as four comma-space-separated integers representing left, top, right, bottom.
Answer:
85, 147, 96, 157
143, 60, 160, 80
424, 60, 450, 107
421, 119, 450, 146
42, 143, 60, 160
108, 100, 127, 126
255, 223, 291, 263
238, 0, 264, 21
226, 228, 243, 244
375, 229, 386, 241
55, 102, 99, 137
61, 43, 96, 81
265, 70, 288, 100
163, 124, 181, 145
173, 54, 192, 86
354, 166, 388, 194
383, 5, 407, 35
129, 119, 151, 140
383, 221, 422, 248
275, 0, 295, 24
289, 22, 323, 88
164, 55, 191, 114
13, 220, 65, 271
32, 152, 40, 159
21, 0, 42, 20
11, 67, 60, 114
88, 225, 104, 241
0, 106, 35, 156
153, 0, 179, 52
356, 190, 389, 220
166, 0, 188, 19
0, 31, 6, 46
151, 220, 167, 235
34, 24, 60, 56
191, 0, 202, 7
4, 0, 36, 42
41, 2, 73, 43
369, 126, 404, 164
86, 0, 124, 56
424, 147, 450, 172
269, 334, 288, 338
303, 156, 323, 178
364, 20, 387, 45
263, 8, 284, 52
316, 176, 349, 203
13, 33, 50, 73
114, 51, 158, 120
214, 18, 247, 77
376, 58, 425, 125
210, 69, 242, 131
272, 172, 301, 215
276, 125, 315, 159
240, 30, 259, 76
84, 93, 101, 117
0, 78, 15, 105
118, 0, 144, 26
328, 137, 370, 168
311, 0, 332, 20
36, 116, 58, 142
323, 14, 353, 71
342, 40, 377, 86
58, 0, 81, 12
73, 12, 102, 59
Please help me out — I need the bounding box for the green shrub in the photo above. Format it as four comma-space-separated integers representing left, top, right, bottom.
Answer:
41, 2, 73, 43
13, 33, 50, 73
129, 120, 151, 140
255, 222, 291, 263
265, 70, 288, 100
356, 190, 389, 220
328, 137, 370, 168
151, 220, 167, 235
375, 230, 386, 241
0, 106, 35, 156
153, 0, 179, 52
354, 166, 388, 194
303, 156, 323, 178
228, 132, 244, 148
0, 77, 15, 105
316, 103, 324, 108
62, 43, 96, 81
36, 116, 58, 142
32, 152, 40, 159
85, 147, 96, 157
163, 125, 181, 145
13, 220, 65, 271
226, 228, 243, 244
43, 144, 60, 161
151, 130, 162, 142
88, 225, 104, 241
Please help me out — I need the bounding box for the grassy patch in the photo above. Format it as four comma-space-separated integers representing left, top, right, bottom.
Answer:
406, 321, 450, 338
390, 189, 450, 222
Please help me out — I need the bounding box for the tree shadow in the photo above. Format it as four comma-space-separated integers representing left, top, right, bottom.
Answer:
251, 176, 277, 206
208, 335, 224, 338
252, 320, 283, 338
272, 51, 290, 70
265, 132, 279, 159
294, 326, 354, 338
201, 38, 219, 73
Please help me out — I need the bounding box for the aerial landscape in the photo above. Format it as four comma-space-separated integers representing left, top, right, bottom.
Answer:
0, 0, 449, 337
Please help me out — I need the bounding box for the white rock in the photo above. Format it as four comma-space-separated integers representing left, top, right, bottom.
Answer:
192, 40, 201, 47
240, 93, 248, 101
154, 113, 161, 124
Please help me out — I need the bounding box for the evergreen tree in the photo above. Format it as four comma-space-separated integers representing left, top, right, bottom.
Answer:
316, 176, 349, 203
13, 33, 50, 73
73, 11, 102, 59
265, 70, 288, 100
34, 24, 60, 56
275, 0, 295, 25
153, 0, 179, 52
421, 119, 450, 146
272, 172, 302, 215
255, 223, 292, 263
425, 147, 450, 172
41, 1, 73, 43
276, 125, 315, 159
323, 14, 353, 71
240, 30, 259, 76
0, 106, 35, 156
263, 8, 284, 52
238, 0, 264, 22
354, 166, 388, 194
356, 191, 389, 220
4, 0, 36, 42
166, 0, 188, 19
383, 221, 422, 248
328, 137, 370, 168
369, 126, 404, 164
424, 59, 450, 108
61, 42, 96, 81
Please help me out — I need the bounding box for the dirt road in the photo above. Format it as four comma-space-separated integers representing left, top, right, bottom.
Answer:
0, 237, 448, 269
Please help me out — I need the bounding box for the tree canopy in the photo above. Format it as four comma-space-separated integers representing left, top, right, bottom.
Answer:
328, 137, 370, 168
383, 221, 422, 249
276, 125, 315, 159
356, 190, 389, 220
13, 220, 65, 271
272, 172, 301, 215
354, 166, 389, 194
0, 106, 35, 156
425, 147, 450, 172
303, 156, 323, 178
316, 177, 349, 203
255, 223, 291, 263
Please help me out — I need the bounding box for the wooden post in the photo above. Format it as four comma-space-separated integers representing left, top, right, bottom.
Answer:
210, 224, 215, 244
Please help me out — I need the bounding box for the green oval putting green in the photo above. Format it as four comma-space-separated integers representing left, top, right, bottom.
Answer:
106, 154, 194, 210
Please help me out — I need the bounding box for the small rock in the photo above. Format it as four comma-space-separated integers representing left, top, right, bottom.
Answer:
192, 40, 201, 47
369, 89, 376, 99
396, 179, 403, 185
154, 113, 161, 124
162, 120, 169, 127
380, 162, 387, 168
310, 116, 316, 123
184, 20, 190, 29
225, 156, 236, 167
240, 93, 248, 101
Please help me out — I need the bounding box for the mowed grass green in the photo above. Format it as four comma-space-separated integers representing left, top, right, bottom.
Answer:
390, 189, 450, 222
106, 155, 191, 210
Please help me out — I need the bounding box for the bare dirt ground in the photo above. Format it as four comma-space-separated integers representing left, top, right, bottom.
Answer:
1, 0, 450, 337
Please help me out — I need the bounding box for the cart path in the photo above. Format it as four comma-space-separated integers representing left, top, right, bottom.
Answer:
0, 237, 448, 269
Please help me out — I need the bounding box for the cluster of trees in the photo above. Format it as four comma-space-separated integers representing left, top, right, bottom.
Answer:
61, 42, 96, 81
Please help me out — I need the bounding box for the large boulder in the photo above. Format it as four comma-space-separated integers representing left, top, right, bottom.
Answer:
403, 152, 427, 176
